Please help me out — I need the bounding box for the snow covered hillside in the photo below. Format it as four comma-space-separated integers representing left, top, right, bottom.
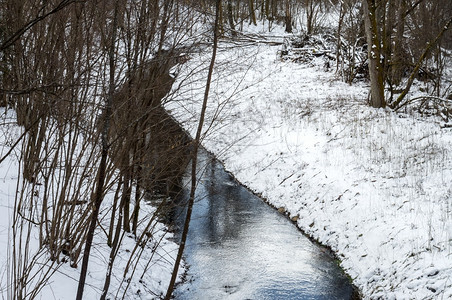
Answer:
168, 39, 452, 299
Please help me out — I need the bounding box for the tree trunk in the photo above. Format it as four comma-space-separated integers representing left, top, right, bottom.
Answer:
100, 183, 125, 300
227, 0, 236, 36
132, 172, 141, 235
284, 0, 292, 33
122, 165, 132, 233
336, 1, 344, 74
391, 0, 406, 86
249, 0, 257, 25
164, 0, 221, 298
108, 176, 123, 246
75, 3, 119, 299
363, 0, 386, 108
264, 0, 270, 19
306, 0, 314, 34
219, 0, 224, 36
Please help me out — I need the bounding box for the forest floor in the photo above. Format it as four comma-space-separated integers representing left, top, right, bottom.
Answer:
168, 26, 452, 299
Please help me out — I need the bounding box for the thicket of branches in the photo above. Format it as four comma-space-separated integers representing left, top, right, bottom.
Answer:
0, 0, 211, 298
359, 0, 452, 109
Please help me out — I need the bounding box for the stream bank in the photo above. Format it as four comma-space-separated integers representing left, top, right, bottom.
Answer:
167, 150, 360, 299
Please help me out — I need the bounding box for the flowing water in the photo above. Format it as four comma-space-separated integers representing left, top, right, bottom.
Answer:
171, 151, 357, 299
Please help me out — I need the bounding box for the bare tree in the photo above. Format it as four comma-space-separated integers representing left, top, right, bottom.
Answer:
362, 0, 386, 108
361, 0, 452, 109
1, 0, 205, 298
165, 0, 221, 297
75, 0, 120, 298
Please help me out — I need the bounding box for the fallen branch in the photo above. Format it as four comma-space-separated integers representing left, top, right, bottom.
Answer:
395, 95, 452, 111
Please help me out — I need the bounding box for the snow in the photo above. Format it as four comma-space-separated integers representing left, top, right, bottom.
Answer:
0, 108, 183, 299
168, 39, 452, 299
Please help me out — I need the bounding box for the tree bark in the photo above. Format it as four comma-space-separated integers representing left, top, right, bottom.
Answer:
335, 0, 344, 74
249, 0, 257, 25
284, 0, 292, 33
227, 0, 236, 36
391, 0, 406, 86
264, 0, 270, 19
363, 0, 386, 108
306, 0, 314, 34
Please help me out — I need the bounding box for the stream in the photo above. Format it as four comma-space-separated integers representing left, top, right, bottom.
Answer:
170, 150, 358, 299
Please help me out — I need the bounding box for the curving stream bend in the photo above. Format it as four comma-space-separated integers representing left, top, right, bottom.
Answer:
171, 150, 357, 299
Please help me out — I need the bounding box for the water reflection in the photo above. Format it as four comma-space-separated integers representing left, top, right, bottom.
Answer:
172, 151, 356, 299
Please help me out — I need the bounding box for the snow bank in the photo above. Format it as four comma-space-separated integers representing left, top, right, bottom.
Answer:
169, 42, 452, 299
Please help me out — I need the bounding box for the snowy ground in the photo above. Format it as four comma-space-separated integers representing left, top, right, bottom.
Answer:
168, 37, 452, 299
0, 108, 182, 299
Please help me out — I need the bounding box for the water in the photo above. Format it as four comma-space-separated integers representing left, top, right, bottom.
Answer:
171, 151, 357, 299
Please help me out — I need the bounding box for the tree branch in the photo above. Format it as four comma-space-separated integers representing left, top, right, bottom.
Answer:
392, 16, 452, 110
164, 0, 221, 298
0, 0, 82, 51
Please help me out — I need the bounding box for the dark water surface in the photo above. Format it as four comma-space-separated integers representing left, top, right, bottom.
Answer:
172, 151, 356, 299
